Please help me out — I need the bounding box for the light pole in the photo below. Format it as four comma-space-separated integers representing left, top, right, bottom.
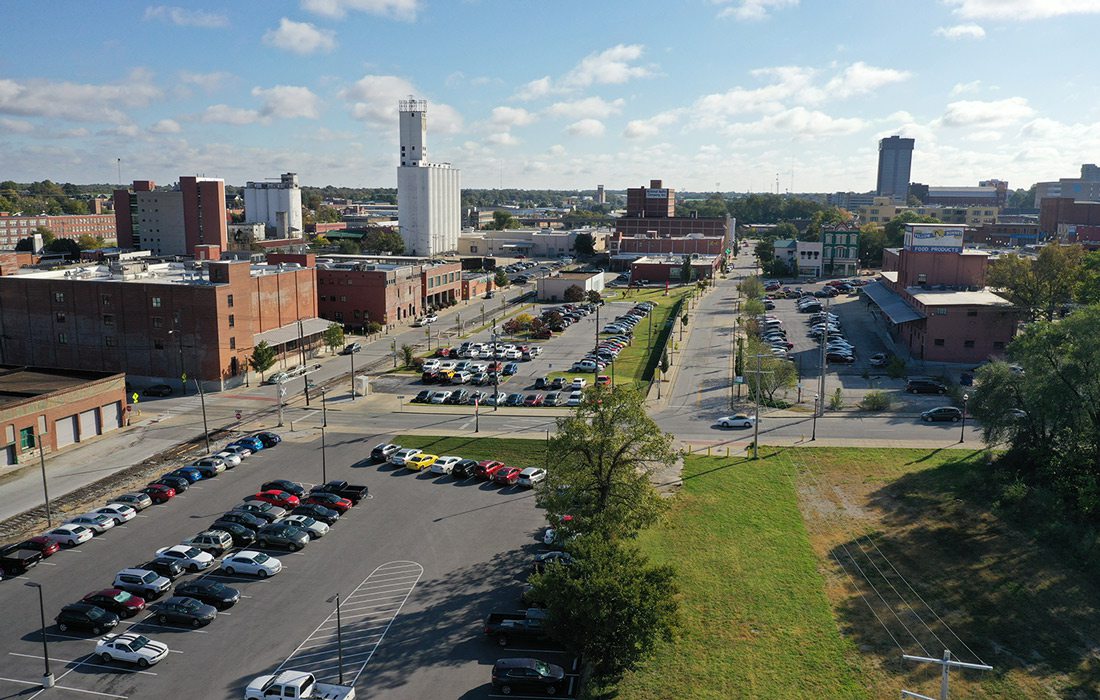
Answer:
326, 593, 345, 685
36, 425, 52, 526
349, 347, 356, 400
391, 339, 397, 368
320, 389, 328, 482
960, 393, 969, 444
169, 328, 186, 396
25, 582, 53, 688
812, 394, 819, 441
193, 379, 211, 453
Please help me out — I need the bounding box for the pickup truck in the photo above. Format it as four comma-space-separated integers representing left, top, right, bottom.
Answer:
245, 670, 355, 699
483, 608, 550, 647
0, 546, 42, 576
309, 480, 369, 505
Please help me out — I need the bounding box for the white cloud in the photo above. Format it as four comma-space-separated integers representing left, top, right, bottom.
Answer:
252, 85, 322, 119
263, 18, 337, 55
823, 62, 911, 98
201, 104, 261, 125
563, 44, 652, 89
547, 144, 566, 157
715, 0, 798, 20
178, 70, 234, 93
623, 111, 680, 139
945, 0, 1100, 21
934, 23, 986, 39
490, 106, 537, 128
725, 107, 866, 138
515, 77, 552, 101
143, 5, 229, 28
150, 118, 181, 133
940, 97, 1035, 127
487, 132, 520, 147
339, 74, 463, 133
567, 118, 606, 137
0, 118, 33, 134
545, 97, 625, 120
0, 69, 162, 123
951, 80, 982, 95
300, 0, 419, 21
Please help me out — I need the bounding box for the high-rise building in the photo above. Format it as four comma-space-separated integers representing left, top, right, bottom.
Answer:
1034, 164, 1100, 207
397, 99, 460, 257
626, 180, 675, 218
244, 172, 303, 239
596, 185, 606, 204
113, 177, 227, 256
876, 136, 914, 201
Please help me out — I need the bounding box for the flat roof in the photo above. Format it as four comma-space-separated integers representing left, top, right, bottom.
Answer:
8, 261, 304, 286
906, 287, 1013, 306
862, 281, 925, 324
633, 255, 719, 265
0, 366, 120, 408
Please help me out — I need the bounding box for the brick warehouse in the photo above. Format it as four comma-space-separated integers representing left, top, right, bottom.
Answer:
0, 258, 318, 391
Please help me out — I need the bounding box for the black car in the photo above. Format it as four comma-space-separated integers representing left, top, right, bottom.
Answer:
174, 580, 240, 611
150, 596, 217, 628
215, 510, 267, 531
291, 504, 340, 525
921, 406, 963, 422
446, 389, 471, 405
208, 521, 256, 547
153, 475, 190, 493
340, 342, 362, 355
825, 352, 856, 364
139, 559, 187, 581
1, 546, 41, 576
260, 480, 306, 498
142, 384, 173, 397
906, 378, 947, 394
506, 393, 525, 407
533, 551, 574, 573
55, 603, 120, 635
251, 431, 282, 447
491, 658, 566, 695
452, 459, 479, 479
256, 523, 309, 551
420, 372, 438, 385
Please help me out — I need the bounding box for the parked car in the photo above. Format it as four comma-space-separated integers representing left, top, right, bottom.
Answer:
42, 524, 94, 547
55, 603, 120, 635
261, 480, 306, 498
906, 378, 947, 394
371, 443, 401, 462
153, 475, 190, 493
389, 448, 423, 466
213, 450, 242, 468
474, 460, 507, 480
533, 550, 574, 573
429, 455, 462, 475
281, 515, 329, 539
81, 589, 146, 618
405, 453, 438, 471
491, 657, 566, 695
493, 466, 523, 486
869, 353, 891, 367
251, 431, 282, 448
340, 342, 362, 355
12, 536, 60, 559
452, 459, 480, 479
165, 467, 203, 484
95, 633, 169, 669
153, 545, 215, 572
303, 492, 352, 514
207, 521, 256, 547
230, 436, 265, 452
113, 568, 171, 600
174, 580, 240, 611
0, 546, 41, 576
138, 558, 186, 581
921, 406, 963, 422
140, 484, 176, 504
517, 467, 546, 488
566, 390, 584, 406
150, 596, 218, 628
214, 510, 267, 531
256, 523, 310, 551
181, 530, 234, 557
108, 492, 153, 511
142, 384, 173, 397
65, 513, 117, 534
91, 504, 137, 526
233, 501, 287, 523
221, 550, 282, 578
248, 490, 300, 510
309, 480, 369, 504
189, 457, 227, 478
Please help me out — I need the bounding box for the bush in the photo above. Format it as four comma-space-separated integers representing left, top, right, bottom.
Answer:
828, 387, 844, 411
859, 390, 891, 411
885, 356, 907, 378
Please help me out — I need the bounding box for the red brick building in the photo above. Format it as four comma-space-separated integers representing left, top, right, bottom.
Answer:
461, 272, 493, 300
314, 261, 424, 331
422, 261, 461, 309
626, 180, 675, 218
1040, 197, 1100, 237
113, 177, 228, 256
615, 179, 731, 248
629, 255, 721, 283
0, 213, 116, 248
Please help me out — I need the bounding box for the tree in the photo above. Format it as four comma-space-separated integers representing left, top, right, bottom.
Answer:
365, 321, 383, 336
987, 245, 1085, 321
738, 275, 764, 299
858, 223, 886, 268
563, 284, 586, 302
489, 210, 519, 230
315, 205, 342, 223
735, 337, 744, 379
493, 269, 510, 288
680, 256, 693, 283
337, 239, 360, 255
33, 226, 55, 245
311, 235, 331, 248
249, 341, 277, 380
45, 238, 80, 259
76, 234, 106, 250
763, 258, 790, 278
361, 228, 404, 255
744, 338, 797, 404
754, 240, 776, 265
503, 313, 534, 335
528, 536, 679, 686
322, 322, 345, 354
401, 344, 415, 368
773, 221, 799, 240
883, 211, 940, 248
537, 387, 676, 539
586, 290, 602, 304
574, 232, 595, 256
742, 298, 765, 318
14, 237, 34, 252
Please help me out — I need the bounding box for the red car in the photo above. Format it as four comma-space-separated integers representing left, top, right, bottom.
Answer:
82, 588, 146, 618
17, 536, 60, 558
303, 493, 352, 513
595, 375, 611, 386
250, 490, 300, 509
141, 484, 176, 503
493, 466, 522, 486
474, 460, 506, 480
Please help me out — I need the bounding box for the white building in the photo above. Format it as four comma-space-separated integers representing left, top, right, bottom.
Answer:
244, 172, 303, 239
796, 241, 823, 277
397, 99, 460, 257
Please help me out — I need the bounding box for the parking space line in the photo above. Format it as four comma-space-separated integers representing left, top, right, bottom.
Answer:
122, 619, 209, 634
8, 652, 158, 677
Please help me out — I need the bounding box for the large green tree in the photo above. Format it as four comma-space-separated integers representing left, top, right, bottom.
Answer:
322, 322, 345, 353
858, 223, 887, 267
573, 232, 595, 256
738, 275, 764, 299
743, 338, 797, 404
361, 228, 404, 254
883, 211, 941, 248
537, 387, 675, 539
249, 341, 277, 380
987, 245, 1085, 321
489, 210, 519, 230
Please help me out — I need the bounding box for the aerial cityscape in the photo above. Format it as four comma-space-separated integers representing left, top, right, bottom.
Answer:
2, 2, 1100, 699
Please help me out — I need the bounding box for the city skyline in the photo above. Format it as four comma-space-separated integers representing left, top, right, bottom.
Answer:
2, 1, 1100, 192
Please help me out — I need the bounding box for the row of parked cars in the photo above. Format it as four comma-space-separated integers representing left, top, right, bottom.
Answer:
370, 443, 547, 488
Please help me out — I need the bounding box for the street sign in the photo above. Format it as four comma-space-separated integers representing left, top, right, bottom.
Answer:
181, 372, 188, 383
725, 248, 732, 255
131, 392, 139, 404
235, 411, 242, 420
278, 386, 287, 398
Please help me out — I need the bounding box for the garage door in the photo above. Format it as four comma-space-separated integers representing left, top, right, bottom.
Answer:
55, 415, 78, 448
101, 402, 122, 433
0, 445, 13, 468
78, 409, 100, 440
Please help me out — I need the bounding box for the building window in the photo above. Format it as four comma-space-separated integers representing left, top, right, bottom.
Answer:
152, 296, 161, 307
228, 314, 235, 328
964, 340, 975, 348
55, 312, 66, 323
105, 336, 116, 347
19, 427, 34, 450
917, 273, 927, 284
101, 294, 111, 306
471, 245, 478, 253
935, 308, 947, 316
967, 310, 978, 317
103, 314, 115, 326
354, 310, 361, 319
934, 338, 945, 346
58, 333, 67, 344
340, 296, 347, 302
229, 337, 236, 350
54, 291, 64, 303
227, 294, 234, 308
154, 339, 164, 350
153, 316, 162, 328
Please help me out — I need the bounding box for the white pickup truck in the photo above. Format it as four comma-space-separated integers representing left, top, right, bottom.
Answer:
244, 671, 355, 700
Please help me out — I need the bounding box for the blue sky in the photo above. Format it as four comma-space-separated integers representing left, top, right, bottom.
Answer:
2, 0, 1100, 193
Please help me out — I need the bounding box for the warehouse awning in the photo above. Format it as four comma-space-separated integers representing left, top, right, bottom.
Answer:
254, 318, 332, 347
862, 281, 924, 325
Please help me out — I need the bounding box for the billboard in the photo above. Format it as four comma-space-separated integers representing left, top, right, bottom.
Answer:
903, 224, 964, 253
645, 188, 669, 199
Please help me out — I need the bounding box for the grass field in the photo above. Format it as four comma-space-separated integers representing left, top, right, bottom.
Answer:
550, 286, 692, 392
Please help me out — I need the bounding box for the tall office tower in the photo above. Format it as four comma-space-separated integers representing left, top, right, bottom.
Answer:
596, 184, 606, 204
397, 98, 460, 256
244, 172, 303, 239
876, 135, 915, 201
113, 176, 227, 256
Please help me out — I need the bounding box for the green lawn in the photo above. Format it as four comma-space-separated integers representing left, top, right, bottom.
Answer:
616, 453, 869, 699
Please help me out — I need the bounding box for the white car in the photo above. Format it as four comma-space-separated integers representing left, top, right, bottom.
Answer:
95, 633, 169, 669
221, 551, 282, 578
429, 391, 452, 404
213, 451, 242, 468
43, 524, 94, 547
93, 504, 137, 525
190, 457, 227, 476
154, 545, 215, 572
390, 448, 423, 466
567, 391, 584, 406
222, 444, 253, 458
281, 515, 330, 539
570, 378, 588, 390
718, 414, 755, 428
517, 467, 546, 488
422, 359, 441, 372
66, 513, 116, 534
430, 455, 462, 475
424, 314, 439, 323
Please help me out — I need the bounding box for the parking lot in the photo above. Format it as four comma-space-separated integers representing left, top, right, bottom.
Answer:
0, 424, 566, 699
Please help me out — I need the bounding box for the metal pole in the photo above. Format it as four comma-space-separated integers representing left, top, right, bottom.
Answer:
25, 583, 53, 688
321, 426, 327, 483
475, 400, 480, 433
753, 352, 761, 459
391, 339, 397, 368
326, 593, 344, 686
812, 395, 819, 441
350, 349, 356, 399
818, 297, 828, 416
940, 649, 950, 700
960, 394, 968, 443
37, 438, 52, 527
276, 382, 284, 427
194, 379, 210, 453
729, 332, 735, 411
297, 319, 306, 368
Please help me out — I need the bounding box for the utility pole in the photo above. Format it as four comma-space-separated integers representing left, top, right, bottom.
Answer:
276, 381, 286, 427
193, 378, 210, 453
902, 650, 992, 700
745, 353, 773, 460
349, 348, 356, 399
817, 296, 829, 418
729, 332, 736, 411
36, 421, 52, 527
391, 339, 397, 368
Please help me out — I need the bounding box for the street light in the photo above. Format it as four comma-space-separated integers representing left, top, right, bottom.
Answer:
812, 394, 819, 441
24, 582, 53, 688
168, 328, 186, 396
326, 593, 345, 685
960, 393, 969, 443
320, 389, 328, 483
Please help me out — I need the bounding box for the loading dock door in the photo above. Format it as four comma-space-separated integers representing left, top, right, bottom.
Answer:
101, 402, 122, 432
78, 409, 100, 440
55, 415, 78, 447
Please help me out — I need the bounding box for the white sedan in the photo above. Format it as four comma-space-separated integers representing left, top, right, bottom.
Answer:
93, 504, 137, 525
66, 513, 116, 534
42, 524, 94, 547
95, 633, 169, 668
281, 515, 329, 539
718, 414, 756, 429
154, 545, 215, 572
221, 551, 282, 578
213, 451, 242, 468
430, 456, 462, 475
517, 467, 546, 488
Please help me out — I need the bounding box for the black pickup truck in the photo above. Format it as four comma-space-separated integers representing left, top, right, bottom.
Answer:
483, 609, 550, 647
1, 546, 42, 576
309, 480, 369, 505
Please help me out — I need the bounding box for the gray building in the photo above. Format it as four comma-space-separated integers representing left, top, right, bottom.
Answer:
876, 136, 914, 201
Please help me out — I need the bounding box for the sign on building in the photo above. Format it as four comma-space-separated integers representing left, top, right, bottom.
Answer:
645, 188, 669, 199
903, 224, 964, 253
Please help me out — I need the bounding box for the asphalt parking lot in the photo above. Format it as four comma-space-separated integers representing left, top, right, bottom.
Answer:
0, 424, 560, 699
